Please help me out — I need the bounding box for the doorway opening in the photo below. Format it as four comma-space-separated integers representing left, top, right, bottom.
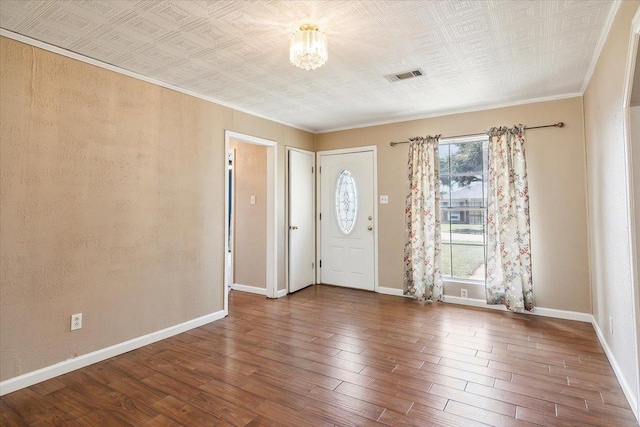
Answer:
223, 131, 277, 316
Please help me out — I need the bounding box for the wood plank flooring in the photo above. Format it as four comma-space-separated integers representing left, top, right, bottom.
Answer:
1, 285, 637, 426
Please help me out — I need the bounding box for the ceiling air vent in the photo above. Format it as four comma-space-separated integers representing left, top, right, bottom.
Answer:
384, 68, 424, 83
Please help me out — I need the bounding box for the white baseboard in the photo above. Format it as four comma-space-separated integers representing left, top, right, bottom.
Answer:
591, 317, 639, 422
231, 283, 267, 296
376, 286, 408, 297
231, 284, 286, 298
442, 295, 593, 323
0, 309, 226, 396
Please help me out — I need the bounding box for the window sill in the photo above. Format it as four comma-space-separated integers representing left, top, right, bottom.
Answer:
443, 278, 485, 286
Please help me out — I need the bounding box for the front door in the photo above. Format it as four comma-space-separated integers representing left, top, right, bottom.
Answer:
319, 149, 376, 291
288, 148, 315, 293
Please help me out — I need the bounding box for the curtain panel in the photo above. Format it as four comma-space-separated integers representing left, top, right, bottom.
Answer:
486, 125, 533, 312
403, 136, 443, 302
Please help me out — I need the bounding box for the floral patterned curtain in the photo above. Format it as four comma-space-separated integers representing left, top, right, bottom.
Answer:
404, 136, 443, 302
486, 125, 533, 312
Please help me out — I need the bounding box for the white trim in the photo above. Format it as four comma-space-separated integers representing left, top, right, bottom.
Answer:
376, 287, 408, 297
231, 283, 267, 296
319, 94, 582, 134
0, 29, 314, 134
315, 152, 322, 286
580, 0, 623, 94
592, 317, 639, 421
276, 288, 288, 298
224, 146, 232, 317
0, 309, 226, 396
622, 7, 640, 421
316, 146, 379, 293
372, 146, 379, 294
442, 296, 593, 323
224, 131, 278, 300
316, 145, 380, 157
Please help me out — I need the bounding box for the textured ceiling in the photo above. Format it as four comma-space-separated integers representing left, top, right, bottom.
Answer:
0, 0, 615, 132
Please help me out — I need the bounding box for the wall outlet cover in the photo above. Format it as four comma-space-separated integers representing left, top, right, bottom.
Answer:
71, 313, 82, 331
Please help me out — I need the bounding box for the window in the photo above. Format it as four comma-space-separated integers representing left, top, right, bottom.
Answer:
439, 136, 488, 282
335, 169, 358, 234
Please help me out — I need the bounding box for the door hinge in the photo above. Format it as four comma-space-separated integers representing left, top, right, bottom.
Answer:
319, 260, 322, 268
319, 166, 321, 173
311, 166, 314, 173
312, 262, 314, 269
319, 213, 322, 220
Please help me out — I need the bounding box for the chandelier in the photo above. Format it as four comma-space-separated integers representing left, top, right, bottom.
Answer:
289, 24, 328, 70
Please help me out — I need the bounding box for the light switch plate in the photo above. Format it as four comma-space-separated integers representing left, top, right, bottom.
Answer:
250, 195, 256, 205
380, 195, 389, 204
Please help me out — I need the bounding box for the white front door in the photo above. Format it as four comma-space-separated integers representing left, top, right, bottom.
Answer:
319, 149, 376, 291
288, 149, 315, 293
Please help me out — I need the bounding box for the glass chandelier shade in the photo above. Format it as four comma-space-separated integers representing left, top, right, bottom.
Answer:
290, 24, 328, 70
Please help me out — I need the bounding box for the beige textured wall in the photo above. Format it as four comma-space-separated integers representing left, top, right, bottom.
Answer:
0, 37, 313, 381
316, 97, 590, 312
229, 140, 267, 288
584, 1, 640, 407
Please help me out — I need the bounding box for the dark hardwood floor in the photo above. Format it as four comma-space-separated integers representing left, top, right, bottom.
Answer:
1, 285, 637, 426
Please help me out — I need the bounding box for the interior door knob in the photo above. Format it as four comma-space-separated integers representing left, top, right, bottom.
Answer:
367, 225, 373, 231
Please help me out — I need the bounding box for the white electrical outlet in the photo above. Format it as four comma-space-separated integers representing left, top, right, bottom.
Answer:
71, 313, 82, 331
609, 316, 613, 335
461, 289, 468, 298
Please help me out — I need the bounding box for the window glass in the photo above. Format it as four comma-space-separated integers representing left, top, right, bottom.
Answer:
441, 243, 452, 278
335, 170, 357, 234
439, 137, 488, 282
449, 141, 484, 175
439, 144, 450, 176
451, 244, 485, 280
449, 211, 485, 245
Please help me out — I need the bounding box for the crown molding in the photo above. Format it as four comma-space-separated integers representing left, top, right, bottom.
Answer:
0, 28, 316, 134
580, 0, 622, 95
318, 93, 582, 134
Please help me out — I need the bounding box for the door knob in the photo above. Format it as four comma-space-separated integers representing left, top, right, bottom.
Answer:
367, 225, 373, 231
368, 216, 372, 220
289, 225, 299, 230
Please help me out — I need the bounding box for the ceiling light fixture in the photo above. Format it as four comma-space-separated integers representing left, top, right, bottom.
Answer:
290, 23, 327, 70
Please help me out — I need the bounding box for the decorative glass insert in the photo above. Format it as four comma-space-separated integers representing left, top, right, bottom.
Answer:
335, 169, 358, 234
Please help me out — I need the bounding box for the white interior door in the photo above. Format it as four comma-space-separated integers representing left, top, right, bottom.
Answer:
288, 149, 315, 293
319, 150, 375, 291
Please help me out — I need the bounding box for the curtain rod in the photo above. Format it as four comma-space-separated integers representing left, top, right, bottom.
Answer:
389, 122, 564, 147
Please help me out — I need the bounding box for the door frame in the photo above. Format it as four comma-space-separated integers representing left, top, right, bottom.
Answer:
316, 146, 379, 292
285, 146, 316, 293
622, 7, 640, 419
224, 130, 278, 314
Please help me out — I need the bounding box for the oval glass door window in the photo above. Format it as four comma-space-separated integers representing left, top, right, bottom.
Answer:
335, 169, 358, 234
